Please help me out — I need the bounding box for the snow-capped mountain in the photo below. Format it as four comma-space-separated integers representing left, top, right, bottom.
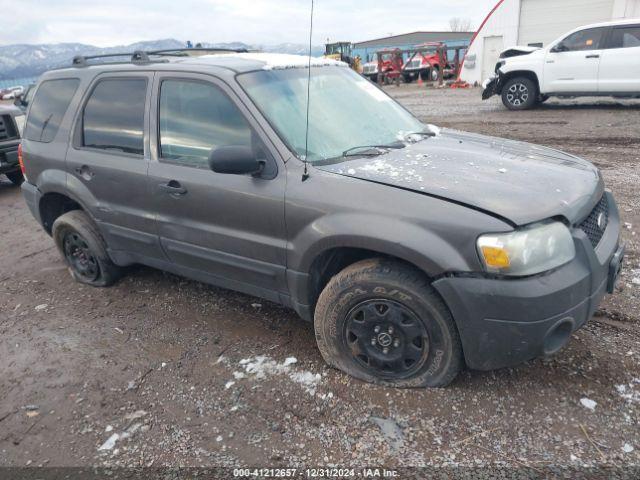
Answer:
0, 39, 324, 80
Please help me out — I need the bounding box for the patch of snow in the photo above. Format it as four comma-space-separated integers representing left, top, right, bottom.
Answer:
34, 304, 48, 311
238, 355, 322, 395
202, 52, 347, 70
498, 168, 507, 173
616, 378, 640, 404
105, 425, 113, 433
580, 398, 597, 410
623, 443, 634, 453
225, 380, 235, 390
98, 433, 120, 451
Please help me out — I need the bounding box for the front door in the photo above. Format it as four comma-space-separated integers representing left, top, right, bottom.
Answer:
66, 73, 165, 261
147, 73, 287, 302
544, 27, 607, 93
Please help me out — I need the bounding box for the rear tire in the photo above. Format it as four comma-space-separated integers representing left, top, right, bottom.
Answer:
52, 210, 123, 287
5, 170, 23, 186
501, 77, 537, 110
314, 258, 463, 388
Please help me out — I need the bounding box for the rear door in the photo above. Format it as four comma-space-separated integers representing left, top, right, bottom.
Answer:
66, 73, 165, 261
599, 24, 640, 93
544, 27, 607, 93
147, 72, 287, 302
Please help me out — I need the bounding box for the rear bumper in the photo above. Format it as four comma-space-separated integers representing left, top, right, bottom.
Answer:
433, 191, 623, 370
21, 181, 42, 225
0, 140, 20, 174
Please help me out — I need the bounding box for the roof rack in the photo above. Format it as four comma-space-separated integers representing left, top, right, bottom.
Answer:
71, 50, 159, 67
70, 47, 248, 67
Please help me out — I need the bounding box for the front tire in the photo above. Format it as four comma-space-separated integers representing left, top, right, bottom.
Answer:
501, 77, 537, 110
314, 259, 463, 388
5, 170, 23, 186
52, 210, 123, 287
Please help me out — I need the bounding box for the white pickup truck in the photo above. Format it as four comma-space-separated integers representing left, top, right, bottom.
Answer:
483, 19, 640, 110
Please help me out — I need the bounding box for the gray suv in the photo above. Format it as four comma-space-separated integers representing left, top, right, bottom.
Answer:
21, 50, 624, 387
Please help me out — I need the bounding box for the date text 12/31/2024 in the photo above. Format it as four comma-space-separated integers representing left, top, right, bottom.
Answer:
233, 468, 400, 478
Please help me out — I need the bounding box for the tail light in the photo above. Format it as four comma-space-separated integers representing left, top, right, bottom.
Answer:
18, 143, 25, 174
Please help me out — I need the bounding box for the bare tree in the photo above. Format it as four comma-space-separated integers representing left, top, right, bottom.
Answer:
449, 17, 472, 32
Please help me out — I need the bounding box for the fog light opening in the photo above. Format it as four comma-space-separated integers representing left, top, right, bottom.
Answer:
543, 318, 574, 356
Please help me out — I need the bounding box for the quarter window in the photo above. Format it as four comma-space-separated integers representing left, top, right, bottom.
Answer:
82, 78, 146, 155
560, 28, 606, 51
607, 26, 640, 49
25, 79, 79, 143
159, 80, 252, 168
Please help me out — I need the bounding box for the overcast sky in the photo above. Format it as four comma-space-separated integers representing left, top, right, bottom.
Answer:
0, 0, 497, 47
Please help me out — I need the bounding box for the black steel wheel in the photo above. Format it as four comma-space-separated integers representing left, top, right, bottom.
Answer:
344, 299, 429, 379
52, 210, 123, 287
315, 258, 463, 388
63, 231, 100, 282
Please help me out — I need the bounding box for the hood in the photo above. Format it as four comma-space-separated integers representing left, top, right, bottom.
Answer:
315, 129, 602, 226
500, 46, 541, 58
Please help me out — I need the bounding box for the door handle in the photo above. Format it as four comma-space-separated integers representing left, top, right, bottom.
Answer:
159, 180, 187, 195
585, 54, 600, 58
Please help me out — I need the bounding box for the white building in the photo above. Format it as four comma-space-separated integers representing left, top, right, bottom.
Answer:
461, 0, 640, 85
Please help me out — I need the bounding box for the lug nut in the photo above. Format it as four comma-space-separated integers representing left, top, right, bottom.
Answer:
382, 347, 389, 355
371, 338, 376, 345
374, 326, 381, 333
388, 326, 394, 334
393, 339, 400, 348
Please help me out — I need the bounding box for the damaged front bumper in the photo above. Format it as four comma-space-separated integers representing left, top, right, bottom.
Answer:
433, 191, 623, 370
482, 74, 501, 100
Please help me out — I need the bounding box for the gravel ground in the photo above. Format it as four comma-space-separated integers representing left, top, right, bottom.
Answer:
0, 89, 639, 477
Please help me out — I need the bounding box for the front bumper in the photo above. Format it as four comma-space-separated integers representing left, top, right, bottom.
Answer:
482, 75, 500, 100
433, 191, 623, 370
0, 140, 20, 174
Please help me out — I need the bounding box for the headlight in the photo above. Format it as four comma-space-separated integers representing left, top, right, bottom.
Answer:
477, 221, 575, 276
14, 115, 25, 137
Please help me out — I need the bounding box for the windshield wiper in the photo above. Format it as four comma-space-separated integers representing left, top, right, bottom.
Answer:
342, 141, 405, 158
402, 130, 436, 143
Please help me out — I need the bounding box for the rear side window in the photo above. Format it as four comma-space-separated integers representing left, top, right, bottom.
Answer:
607, 26, 640, 49
159, 79, 252, 168
82, 78, 146, 155
25, 79, 79, 143
561, 28, 606, 51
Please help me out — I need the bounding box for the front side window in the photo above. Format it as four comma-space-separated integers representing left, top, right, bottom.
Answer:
25, 79, 79, 143
607, 26, 640, 49
82, 78, 146, 155
238, 66, 423, 162
159, 80, 252, 168
561, 28, 606, 51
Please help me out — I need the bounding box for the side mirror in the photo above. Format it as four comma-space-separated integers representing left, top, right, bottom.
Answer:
208, 145, 264, 176
550, 43, 568, 53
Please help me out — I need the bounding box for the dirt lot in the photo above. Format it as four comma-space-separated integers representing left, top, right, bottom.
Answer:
1, 89, 639, 476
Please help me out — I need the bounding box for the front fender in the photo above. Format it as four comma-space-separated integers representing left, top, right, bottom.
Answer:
291, 212, 472, 276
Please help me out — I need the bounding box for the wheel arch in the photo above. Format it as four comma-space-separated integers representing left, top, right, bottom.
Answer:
288, 224, 470, 321
498, 70, 540, 95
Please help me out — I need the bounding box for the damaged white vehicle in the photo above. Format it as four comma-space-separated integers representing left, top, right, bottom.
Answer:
483, 19, 640, 110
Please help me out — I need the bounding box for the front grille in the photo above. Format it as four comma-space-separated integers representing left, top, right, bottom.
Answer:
363, 65, 377, 74
406, 60, 421, 69
579, 194, 609, 248
0, 115, 18, 141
